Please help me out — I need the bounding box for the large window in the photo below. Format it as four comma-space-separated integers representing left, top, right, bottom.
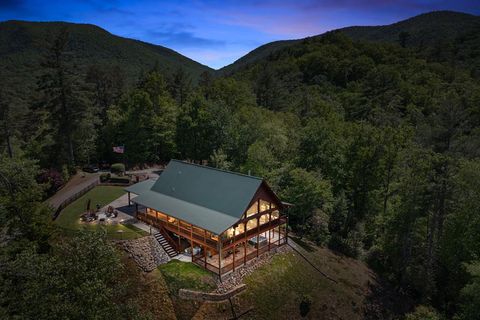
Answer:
235, 224, 245, 234
246, 201, 258, 217
259, 213, 269, 225
259, 200, 270, 212
247, 218, 257, 230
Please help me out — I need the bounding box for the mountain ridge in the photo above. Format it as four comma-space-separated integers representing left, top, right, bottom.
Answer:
1, 10, 479, 105
219, 10, 480, 73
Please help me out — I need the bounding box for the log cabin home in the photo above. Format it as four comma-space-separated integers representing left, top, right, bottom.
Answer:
125, 160, 289, 277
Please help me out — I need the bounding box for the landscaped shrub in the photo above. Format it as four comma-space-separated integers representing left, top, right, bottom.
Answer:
61, 164, 70, 183
99, 173, 111, 182
299, 294, 312, 317
108, 177, 130, 184
110, 163, 125, 175
38, 168, 64, 196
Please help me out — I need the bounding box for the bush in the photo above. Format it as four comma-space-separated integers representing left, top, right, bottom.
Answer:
110, 163, 125, 175
99, 173, 111, 182
61, 164, 70, 183
405, 305, 441, 320
299, 294, 312, 317
328, 234, 359, 257
37, 169, 64, 196
365, 245, 386, 273
108, 177, 130, 184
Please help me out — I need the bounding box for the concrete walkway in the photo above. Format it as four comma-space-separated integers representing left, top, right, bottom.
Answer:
46, 172, 99, 210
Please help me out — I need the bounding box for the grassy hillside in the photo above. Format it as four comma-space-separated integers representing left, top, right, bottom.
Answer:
188, 244, 407, 320
0, 20, 212, 105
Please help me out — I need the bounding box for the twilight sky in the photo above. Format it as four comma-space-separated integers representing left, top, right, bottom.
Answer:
1, 0, 479, 69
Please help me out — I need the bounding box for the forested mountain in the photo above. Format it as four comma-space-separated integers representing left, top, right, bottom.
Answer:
0, 20, 212, 106
1, 10, 480, 320
219, 39, 299, 75
341, 11, 480, 47
220, 11, 480, 75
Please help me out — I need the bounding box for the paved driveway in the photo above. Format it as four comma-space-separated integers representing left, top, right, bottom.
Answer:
46, 172, 99, 209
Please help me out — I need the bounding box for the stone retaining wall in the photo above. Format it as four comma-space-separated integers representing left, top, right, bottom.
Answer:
121, 236, 170, 272
179, 284, 246, 302
215, 244, 292, 293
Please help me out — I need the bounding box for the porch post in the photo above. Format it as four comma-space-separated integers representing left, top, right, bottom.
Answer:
285, 209, 289, 244
268, 211, 272, 251
204, 230, 207, 268
218, 237, 222, 278
256, 201, 260, 257
128, 192, 131, 206
233, 227, 236, 271
204, 245, 207, 268
190, 227, 194, 262
134, 203, 138, 218
256, 216, 260, 258
244, 222, 247, 264
277, 226, 280, 245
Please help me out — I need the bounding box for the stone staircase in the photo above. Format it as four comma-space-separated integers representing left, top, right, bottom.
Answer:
153, 231, 178, 258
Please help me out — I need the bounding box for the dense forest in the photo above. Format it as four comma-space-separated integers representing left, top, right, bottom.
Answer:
1, 10, 480, 319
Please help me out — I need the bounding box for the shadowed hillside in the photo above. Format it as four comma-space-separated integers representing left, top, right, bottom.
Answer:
0, 20, 212, 105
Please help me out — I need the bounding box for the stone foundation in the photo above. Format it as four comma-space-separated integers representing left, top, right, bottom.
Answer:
179, 284, 246, 301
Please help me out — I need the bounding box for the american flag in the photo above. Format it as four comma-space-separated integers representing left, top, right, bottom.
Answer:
112, 145, 125, 154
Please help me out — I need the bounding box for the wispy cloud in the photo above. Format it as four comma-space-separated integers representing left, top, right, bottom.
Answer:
146, 30, 225, 48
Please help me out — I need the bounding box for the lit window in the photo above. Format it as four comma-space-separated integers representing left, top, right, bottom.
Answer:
259, 200, 270, 212
247, 219, 257, 230
246, 201, 258, 217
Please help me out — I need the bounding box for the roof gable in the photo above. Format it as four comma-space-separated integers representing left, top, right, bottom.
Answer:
151, 160, 263, 220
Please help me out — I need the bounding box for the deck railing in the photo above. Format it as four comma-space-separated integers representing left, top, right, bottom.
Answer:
192, 241, 285, 275
137, 214, 218, 248
222, 216, 287, 249
137, 212, 287, 251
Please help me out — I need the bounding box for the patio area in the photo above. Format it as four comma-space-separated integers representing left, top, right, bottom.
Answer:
79, 193, 138, 226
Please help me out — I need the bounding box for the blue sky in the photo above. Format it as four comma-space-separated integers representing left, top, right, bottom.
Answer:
1, 0, 479, 69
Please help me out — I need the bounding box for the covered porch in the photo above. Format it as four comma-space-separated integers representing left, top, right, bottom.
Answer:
191, 226, 287, 276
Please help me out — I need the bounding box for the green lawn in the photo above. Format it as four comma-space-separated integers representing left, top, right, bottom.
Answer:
158, 259, 217, 320
55, 186, 148, 240
158, 259, 217, 295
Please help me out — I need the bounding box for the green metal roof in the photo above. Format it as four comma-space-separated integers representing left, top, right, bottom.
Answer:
132, 191, 239, 235
124, 179, 155, 195
130, 160, 263, 234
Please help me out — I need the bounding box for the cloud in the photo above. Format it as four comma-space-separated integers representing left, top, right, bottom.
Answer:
146, 30, 225, 48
